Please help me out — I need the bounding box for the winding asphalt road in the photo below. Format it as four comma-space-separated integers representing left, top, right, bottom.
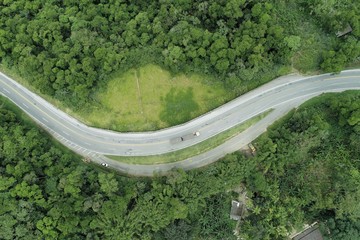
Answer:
1, 70, 360, 176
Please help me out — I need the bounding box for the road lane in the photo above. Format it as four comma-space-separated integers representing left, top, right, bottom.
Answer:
1, 70, 360, 175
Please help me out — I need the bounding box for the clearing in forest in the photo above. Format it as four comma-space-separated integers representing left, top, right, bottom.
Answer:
82, 64, 230, 132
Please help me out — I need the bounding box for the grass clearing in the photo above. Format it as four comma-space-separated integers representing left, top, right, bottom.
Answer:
1, 64, 231, 132
81, 64, 231, 131
106, 110, 271, 164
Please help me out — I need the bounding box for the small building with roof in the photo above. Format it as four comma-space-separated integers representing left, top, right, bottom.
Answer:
230, 200, 245, 221
336, 24, 353, 37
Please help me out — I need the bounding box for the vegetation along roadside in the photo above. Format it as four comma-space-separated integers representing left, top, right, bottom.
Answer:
1, 90, 359, 239
107, 110, 271, 164
0, 1, 358, 131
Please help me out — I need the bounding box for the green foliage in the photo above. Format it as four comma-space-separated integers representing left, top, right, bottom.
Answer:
321, 218, 360, 240
196, 193, 237, 240
296, 0, 360, 72
98, 173, 119, 197
2, 0, 356, 130
1, 89, 360, 239
284, 35, 301, 51
0, 96, 251, 239
239, 91, 360, 239
0, 0, 296, 109
329, 91, 360, 131
162, 220, 193, 240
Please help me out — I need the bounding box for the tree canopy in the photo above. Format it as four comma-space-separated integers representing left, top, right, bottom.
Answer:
1, 88, 360, 239
2, 0, 357, 108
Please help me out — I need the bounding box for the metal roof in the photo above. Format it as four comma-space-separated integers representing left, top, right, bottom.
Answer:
292, 224, 323, 240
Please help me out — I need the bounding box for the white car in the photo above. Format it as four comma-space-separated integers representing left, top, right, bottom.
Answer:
101, 162, 109, 167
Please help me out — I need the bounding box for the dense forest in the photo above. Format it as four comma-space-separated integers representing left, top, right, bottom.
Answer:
241, 90, 360, 239
0, 0, 359, 108
1, 0, 360, 239
297, 0, 360, 72
1, 90, 359, 239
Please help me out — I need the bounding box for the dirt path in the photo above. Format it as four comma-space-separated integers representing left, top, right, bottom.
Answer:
134, 70, 144, 115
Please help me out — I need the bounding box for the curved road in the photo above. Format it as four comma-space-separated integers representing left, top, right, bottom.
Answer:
1, 70, 360, 176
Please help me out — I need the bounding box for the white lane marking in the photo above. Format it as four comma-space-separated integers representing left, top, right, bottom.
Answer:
4, 88, 10, 93
42, 117, 49, 123
62, 131, 70, 136
84, 142, 91, 146
23, 103, 29, 109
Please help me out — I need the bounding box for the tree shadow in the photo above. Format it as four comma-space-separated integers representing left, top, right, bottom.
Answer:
160, 87, 199, 126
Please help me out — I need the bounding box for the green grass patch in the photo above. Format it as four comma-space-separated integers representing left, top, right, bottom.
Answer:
81, 64, 231, 132
1, 64, 231, 132
106, 110, 271, 164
